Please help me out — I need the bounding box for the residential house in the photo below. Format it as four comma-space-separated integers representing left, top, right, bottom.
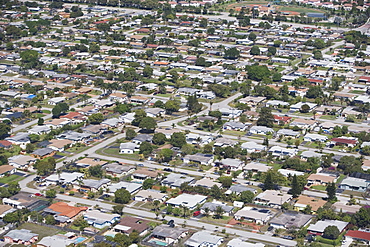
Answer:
118, 112, 135, 124
134, 189, 168, 202
278, 169, 305, 177
184, 231, 223, 247
120, 142, 137, 154
254, 190, 292, 208
44, 202, 87, 225
155, 128, 183, 139
277, 129, 300, 138
130, 95, 149, 105
84, 210, 120, 229
183, 153, 214, 166
0, 140, 12, 149
234, 207, 274, 224
214, 137, 238, 148
217, 158, 245, 171
226, 184, 257, 195
166, 193, 207, 209
339, 177, 370, 192
4, 229, 38, 245
227, 238, 265, 247
36, 235, 74, 247
28, 125, 51, 135
8, 155, 37, 169
105, 181, 142, 196
113, 216, 150, 236
249, 126, 275, 135
269, 212, 312, 229
223, 121, 249, 131
345, 230, 370, 244
304, 133, 328, 142
3, 193, 48, 210
31, 148, 56, 159
239, 96, 266, 107
132, 134, 153, 145
57, 131, 91, 143
290, 118, 316, 129
161, 173, 194, 189
75, 158, 107, 168
200, 202, 234, 216
330, 137, 358, 148
294, 195, 326, 212
132, 168, 162, 181
48, 97, 65, 105
5, 132, 30, 149
109, 92, 127, 103
193, 177, 221, 189
290, 102, 317, 112
148, 225, 188, 245
240, 142, 266, 153
218, 108, 242, 119
244, 162, 271, 173
332, 202, 362, 214
61, 112, 87, 124
274, 115, 292, 125
47, 139, 73, 152
268, 146, 298, 157
44, 118, 70, 129
307, 220, 348, 236
45, 172, 84, 186
307, 173, 337, 186
0, 165, 16, 177
103, 163, 135, 177
79, 179, 111, 193
145, 108, 165, 118
101, 118, 122, 128
300, 151, 324, 160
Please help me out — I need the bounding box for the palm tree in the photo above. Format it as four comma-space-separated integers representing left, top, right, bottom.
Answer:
204, 207, 210, 218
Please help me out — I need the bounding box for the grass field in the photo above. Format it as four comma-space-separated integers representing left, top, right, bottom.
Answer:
278, 6, 325, 13
311, 185, 326, 191
18, 223, 59, 240
0, 175, 23, 184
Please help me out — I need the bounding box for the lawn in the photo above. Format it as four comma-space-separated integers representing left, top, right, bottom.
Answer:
0, 174, 23, 184
311, 185, 327, 191
18, 223, 59, 240
97, 146, 141, 161
278, 6, 325, 13
320, 115, 337, 120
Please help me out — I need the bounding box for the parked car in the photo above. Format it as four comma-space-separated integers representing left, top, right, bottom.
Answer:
163, 168, 172, 172
193, 211, 201, 217
137, 163, 144, 167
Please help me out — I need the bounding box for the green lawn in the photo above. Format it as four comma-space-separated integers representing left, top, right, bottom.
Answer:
311, 185, 327, 191
278, 6, 325, 13
0, 175, 23, 184
18, 223, 59, 240
320, 115, 337, 120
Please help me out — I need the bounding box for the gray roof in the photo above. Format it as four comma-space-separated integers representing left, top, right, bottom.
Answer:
223, 121, 247, 129
104, 163, 135, 174
152, 225, 188, 239
120, 142, 137, 150
6, 132, 29, 142
307, 220, 348, 233
162, 173, 194, 187
36, 235, 74, 247
184, 153, 213, 163
57, 131, 91, 141
4, 229, 38, 241
107, 181, 142, 194
269, 212, 312, 228
177, 87, 200, 94
185, 231, 223, 247
229, 184, 256, 193
133, 134, 153, 143
277, 129, 300, 136
201, 202, 233, 213
81, 179, 110, 189
32, 147, 54, 156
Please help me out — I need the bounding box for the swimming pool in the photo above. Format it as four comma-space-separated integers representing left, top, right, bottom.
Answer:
105, 233, 116, 238
74, 237, 86, 243
149, 239, 168, 246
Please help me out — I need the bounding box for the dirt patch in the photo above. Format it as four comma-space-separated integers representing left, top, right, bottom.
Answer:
228, 218, 262, 230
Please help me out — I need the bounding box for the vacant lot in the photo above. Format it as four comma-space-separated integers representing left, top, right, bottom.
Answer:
17, 223, 59, 240
278, 6, 325, 14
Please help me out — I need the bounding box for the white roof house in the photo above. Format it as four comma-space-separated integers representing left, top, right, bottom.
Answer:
304, 133, 328, 142
254, 190, 292, 208
185, 231, 223, 247
166, 193, 207, 210
241, 142, 266, 153
290, 102, 317, 112
244, 162, 271, 173
227, 238, 265, 247
268, 146, 298, 157
249, 126, 275, 135
308, 220, 348, 234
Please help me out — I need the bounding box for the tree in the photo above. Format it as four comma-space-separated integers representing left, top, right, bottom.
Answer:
164, 100, 180, 114
34, 157, 56, 176
142, 179, 155, 190
353, 207, 370, 228
89, 165, 103, 178
29, 134, 40, 143
224, 47, 240, 59
250, 46, 260, 55
219, 176, 232, 188
306, 86, 323, 99
45, 189, 57, 198
239, 190, 254, 203
143, 66, 153, 77
187, 95, 202, 113
3, 211, 21, 223
8, 182, 20, 196
73, 216, 89, 231
323, 226, 340, 240
248, 32, 257, 41
326, 182, 337, 201
302, 205, 312, 214
89, 43, 100, 53
195, 57, 206, 67
0, 123, 11, 140
37, 117, 44, 126
246, 64, 270, 81
289, 175, 301, 198
88, 113, 104, 124
139, 117, 157, 131
257, 107, 274, 128
158, 148, 174, 162
153, 133, 166, 145
125, 129, 137, 140
268, 46, 277, 56
132, 109, 147, 126
114, 188, 131, 204
112, 205, 124, 215
208, 84, 230, 98
300, 104, 310, 113
139, 142, 153, 157
215, 206, 224, 219
170, 132, 186, 148
263, 172, 274, 190
20, 50, 40, 68
45, 215, 56, 225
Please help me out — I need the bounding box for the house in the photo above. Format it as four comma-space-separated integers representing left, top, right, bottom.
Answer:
277, 129, 300, 138
106, 181, 142, 196
339, 177, 370, 192
121, 112, 135, 124
3, 192, 48, 210
84, 210, 120, 229
161, 173, 194, 188
119, 142, 137, 154
134, 189, 168, 202
193, 177, 221, 189
166, 193, 207, 209
345, 230, 370, 244
223, 121, 248, 131
31, 148, 56, 159
145, 108, 165, 118
8, 155, 37, 169
332, 202, 362, 214
249, 126, 275, 135
28, 125, 51, 135
278, 169, 305, 177
44, 202, 87, 224
300, 151, 323, 160
218, 108, 242, 119
45, 172, 84, 186
185, 231, 223, 247
244, 162, 271, 173
79, 179, 111, 192
5, 132, 30, 149
45, 118, 70, 129
217, 158, 245, 171
274, 115, 292, 124
213, 137, 239, 148
307, 173, 336, 186
132, 168, 162, 181
290, 118, 316, 129
362, 160, 370, 171
290, 102, 317, 112
269, 212, 312, 229
294, 195, 326, 212
330, 137, 358, 148
200, 202, 234, 216
227, 238, 265, 247
304, 133, 328, 142
103, 163, 135, 177
48, 96, 65, 105
148, 225, 188, 245
234, 207, 273, 224
226, 184, 257, 195
239, 96, 266, 107
113, 216, 150, 236
109, 92, 127, 103
268, 146, 298, 157
0, 140, 12, 149
61, 112, 86, 124
75, 158, 107, 168
47, 139, 73, 152
0, 165, 16, 177
254, 190, 292, 208
132, 134, 153, 145
183, 153, 214, 166
57, 131, 91, 143
101, 118, 122, 128
307, 220, 348, 235
36, 235, 74, 247
0, 204, 15, 219
240, 142, 266, 153
4, 229, 38, 245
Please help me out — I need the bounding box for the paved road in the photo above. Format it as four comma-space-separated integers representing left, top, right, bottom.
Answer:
321, 40, 345, 56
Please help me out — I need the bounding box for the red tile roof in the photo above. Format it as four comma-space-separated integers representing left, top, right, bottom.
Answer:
331, 138, 358, 145
0, 140, 12, 147
345, 230, 370, 241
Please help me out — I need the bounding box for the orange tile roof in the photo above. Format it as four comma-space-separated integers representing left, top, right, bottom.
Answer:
48, 202, 87, 218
